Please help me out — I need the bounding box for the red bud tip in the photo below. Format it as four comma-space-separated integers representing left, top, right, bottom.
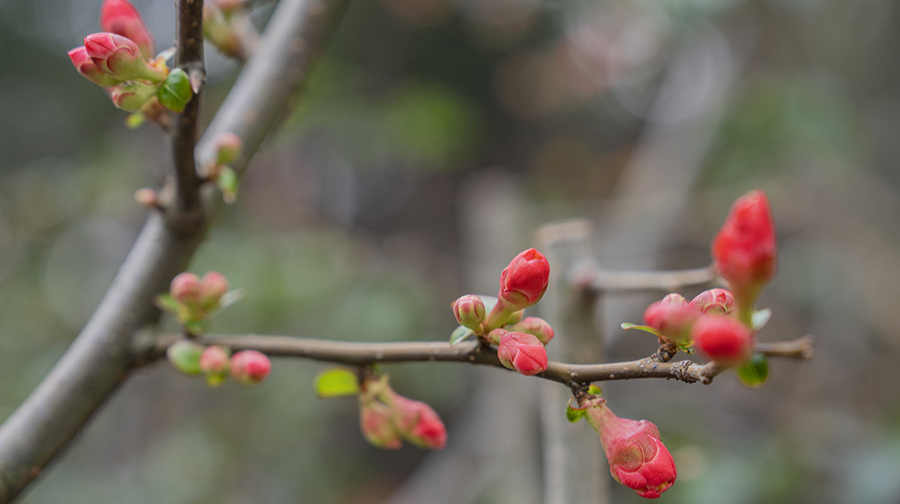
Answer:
452, 295, 486, 332
199, 345, 230, 374
508, 317, 555, 345
214, 132, 243, 165
199, 271, 229, 306
389, 393, 447, 449
100, 0, 155, 59
689, 288, 735, 315
496, 331, 548, 376
170, 272, 201, 304
643, 294, 699, 344
68, 46, 121, 87
497, 248, 550, 310
84, 32, 164, 82
691, 315, 754, 366
230, 350, 271, 385
134, 188, 158, 208
584, 401, 677, 499
712, 190, 777, 305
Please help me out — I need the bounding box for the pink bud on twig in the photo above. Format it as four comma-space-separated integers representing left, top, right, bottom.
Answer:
100, 0, 155, 59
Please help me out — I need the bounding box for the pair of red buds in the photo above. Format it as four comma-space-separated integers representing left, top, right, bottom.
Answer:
358, 377, 447, 450
452, 248, 554, 376
68, 0, 192, 113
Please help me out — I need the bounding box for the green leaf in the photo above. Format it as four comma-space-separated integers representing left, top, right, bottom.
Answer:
752, 309, 772, 331
587, 384, 603, 396
566, 403, 586, 423
218, 288, 247, 310
449, 325, 475, 346
620, 323, 661, 337
157, 68, 193, 113
166, 340, 205, 376
737, 353, 769, 388
315, 368, 360, 397
155, 293, 179, 314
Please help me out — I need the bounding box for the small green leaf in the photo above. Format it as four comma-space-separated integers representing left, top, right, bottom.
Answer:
449, 325, 475, 346
587, 384, 603, 396
218, 288, 247, 310
125, 112, 146, 129
217, 166, 238, 204
620, 323, 661, 337
155, 293, 179, 314
566, 404, 586, 423
166, 340, 205, 376
157, 68, 193, 113
752, 309, 772, 331
737, 353, 769, 388
315, 368, 360, 397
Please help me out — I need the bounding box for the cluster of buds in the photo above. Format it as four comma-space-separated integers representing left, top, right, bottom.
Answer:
358, 376, 447, 450
570, 393, 677, 499
205, 133, 243, 204
156, 271, 237, 334
450, 248, 554, 376
203, 0, 259, 61
68, 0, 193, 116
167, 342, 271, 387
624, 190, 777, 385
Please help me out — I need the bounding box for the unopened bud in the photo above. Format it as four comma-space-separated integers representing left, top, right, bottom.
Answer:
109, 81, 158, 111
170, 272, 201, 304
84, 32, 165, 82
689, 288, 735, 315
199, 271, 229, 307
643, 293, 699, 344
691, 315, 754, 366
134, 187, 158, 208
68, 46, 121, 87
359, 400, 402, 450
498, 248, 550, 310
166, 340, 205, 376
230, 350, 271, 385
215, 132, 243, 165
496, 331, 548, 376
452, 295, 485, 332
199, 345, 231, 387
388, 392, 447, 449
100, 0, 156, 59
508, 316, 555, 345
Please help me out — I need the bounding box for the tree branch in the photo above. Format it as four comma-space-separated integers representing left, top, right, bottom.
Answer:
170, 0, 206, 216
0, 1, 347, 501
141, 333, 815, 387
590, 265, 717, 293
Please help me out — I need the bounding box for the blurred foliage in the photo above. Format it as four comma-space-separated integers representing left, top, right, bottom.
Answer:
1, 0, 900, 502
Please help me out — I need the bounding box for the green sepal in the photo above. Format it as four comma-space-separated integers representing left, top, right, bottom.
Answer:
566, 403, 586, 423
449, 325, 475, 346
737, 353, 769, 388
157, 68, 193, 113
752, 309, 772, 331
315, 368, 360, 397
620, 323, 661, 337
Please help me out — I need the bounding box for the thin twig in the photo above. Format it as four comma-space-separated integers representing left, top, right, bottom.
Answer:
143, 333, 815, 387
0, 1, 347, 501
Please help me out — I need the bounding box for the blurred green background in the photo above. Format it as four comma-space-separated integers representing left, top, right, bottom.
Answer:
1, 0, 900, 502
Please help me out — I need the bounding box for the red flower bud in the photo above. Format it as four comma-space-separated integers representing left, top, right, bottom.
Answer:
508, 316, 555, 345
452, 295, 485, 332
68, 46, 121, 87
691, 315, 754, 366
170, 272, 201, 304
585, 400, 677, 499
643, 294, 699, 344
84, 32, 165, 82
199, 271, 229, 307
100, 0, 155, 59
689, 288, 735, 315
389, 393, 447, 449
496, 331, 548, 376
230, 350, 271, 385
199, 345, 230, 387
712, 191, 777, 304
359, 401, 402, 450
497, 248, 550, 310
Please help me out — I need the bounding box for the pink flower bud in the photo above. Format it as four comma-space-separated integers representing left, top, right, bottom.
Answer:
389, 393, 447, 449
199, 345, 230, 387
498, 248, 550, 310
508, 316, 555, 345
170, 272, 201, 304
643, 294, 699, 344
215, 133, 243, 165
230, 350, 271, 385
134, 187, 158, 208
712, 190, 777, 305
68, 46, 121, 87
109, 81, 158, 111
496, 331, 548, 376
360, 401, 402, 450
84, 32, 165, 82
691, 315, 754, 366
452, 295, 485, 332
100, 0, 155, 59
199, 271, 229, 307
584, 400, 677, 499
689, 288, 735, 315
